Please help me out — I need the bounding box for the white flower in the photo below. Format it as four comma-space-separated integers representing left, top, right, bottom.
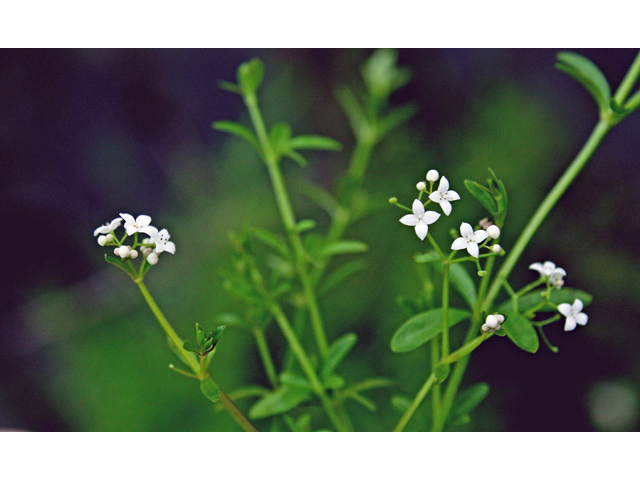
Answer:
120, 213, 152, 236
426, 169, 439, 182
93, 218, 122, 236
486, 225, 500, 239
451, 222, 489, 258
530, 261, 567, 289
416, 181, 427, 191
142, 226, 176, 254
428, 176, 460, 216
558, 299, 588, 331
399, 199, 441, 241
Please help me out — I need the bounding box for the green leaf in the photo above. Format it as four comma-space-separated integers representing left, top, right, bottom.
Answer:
317, 240, 368, 258
434, 363, 451, 384
296, 219, 316, 232
498, 288, 593, 314
556, 51, 611, 114
283, 149, 308, 167
246, 226, 290, 258
104, 254, 137, 281
336, 85, 369, 139
196, 325, 206, 348
167, 336, 198, 368
249, 384, 312, 420
208, 325, 226, 345
449, 382, 489, 424
487, 168, 508, 227
200, 377, 221, 403
218, 80, 242, 95
237, 58, 265, 95
391, 395, 412, 413
322, 374, 345, 390
290, 135, 342, 151
448, 264, 478, 309
391, 308, 471, 353
413, 250, 441, 264
223, 277, 266, 306
318, 259, 367, 297
269, 122, 292, 158
502, 312, 539, 353
464, 180, 498, 213
377, 104, 418, 137
280, 373, 312, 389
284, 413, 312, 432
182, 340, 200, 354
321, 333, 357, 380
346, 392, 377, 412
216, 313, 251, 331
396, 295, 422, 317
299, 181, 340, 217
212, 121, 261, 154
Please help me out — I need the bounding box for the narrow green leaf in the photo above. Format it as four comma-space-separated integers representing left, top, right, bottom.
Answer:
449, 264, 478, 309
296, 219, 316, 232
283, 149, 308, 167
182, 340, 200, 354
434, 363, 451, 384
104, 254, 137, 281
299, 180, 340, 217
280, 373, 312, 389
208, 325, 226, 345
449, 382, 490, 423
213, 121, 261, 153
196, 326, 206, 348
377, 104, 418, 137
246, 226, 290, 258
223, 277, 267, 306
216, 313, 251, 331
248, 384, 312, 420
237, 58, 264, 95
396, 295, 422, 317
321, 333, 358, 380
167, 336, 198, 367
317, 240, 368, 258
464, 180, 498, 213
556, 51, 611, 114
218, 80, 242, 95
318, 259, 367, 297
269, 122, 292, 157
290, 135, 342, 151
336, 85, 369, 139
498, 288, 593, 314
322, 374, 345, 390
200, 377, 221, 403
391, 308, 471, 353
502, 312, 539, 353
347, 392, 377, 412
414, 250, 441, 264
391, 395, 412, 413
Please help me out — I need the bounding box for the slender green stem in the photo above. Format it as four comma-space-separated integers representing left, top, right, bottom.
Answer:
430, 339, 441, 424
347, 137, 376, 183
483, 118, 612, 311
613, 51, 640, 106
442, 263, 450, 358
253, 328, 279, 388
394, 373, 436, 432
442, 334, 489, 365
218, 387, 259, 432
427, 233, 446, 260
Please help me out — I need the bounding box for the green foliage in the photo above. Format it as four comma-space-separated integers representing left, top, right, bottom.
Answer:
448, 382, 489, 427
320, 333, 358, 381
499, 288, 593, 314
237, 58, 265, 95
556, 52, 611, 115
434, 363, 451, 384
501, 312, 539, 353
464, 168, 508, 227
212, 121, 261, 154
200, 377, 221, 403
249, 383, 312, 420
391, 308, 471, 353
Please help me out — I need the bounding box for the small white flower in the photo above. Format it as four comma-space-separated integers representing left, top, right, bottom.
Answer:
142, 226, 176, 254
492, 244, 502, 254
147, 252, 159, 265
93, 218, 122, 236
530, 261, 567, 289
428, 176, 460, 216
399, 199, 441, 241
416, 181, 427, 191
120, 213, 152, 236
451, 222, 488, 258
486, 225, 500, 239
426, 169, 439, 182
558, 299, 588, 331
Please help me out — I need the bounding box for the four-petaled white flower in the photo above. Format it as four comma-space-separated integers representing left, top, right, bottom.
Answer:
530, 261, 567, 289
558, 299, 588, 331
142, 226, 176, 254
399, 199, 441, 241
428, 176, 460, 216
120, 213, 152, 236
94, 218, 122, 237
451, 222, 488, 258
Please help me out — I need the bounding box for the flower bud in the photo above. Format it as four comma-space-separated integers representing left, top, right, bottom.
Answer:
416, 181, 427, 191
118, 246, 131, 258
389, 197, 398, 204
496, 314, 505, 324
129, 249, 139, 259
98, 235, 107, 246
481, 324, 490, 332
147, 252, 159, 265
485, 315, 499, 329
105, 234, 114, 242
426, 169, 439, 182
492, 244, 502, 254
487, 225, 500, 239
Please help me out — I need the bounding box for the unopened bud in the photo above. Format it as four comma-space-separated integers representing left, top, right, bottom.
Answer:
482, 324, 490, 332
426, 170, 439, 182
98, 235, 107, 246
492, 244, 502, 254
496, 314, 505, 324
478, 270, 487, 277
389, 197, 398, 204
486, 315, 499, 329
118, 246, 131, 258
487, 225, 500, 239
416, 181, 427, 191
105, 234, 114, 242
147, 252, 159, 265
129, 249, 139, 259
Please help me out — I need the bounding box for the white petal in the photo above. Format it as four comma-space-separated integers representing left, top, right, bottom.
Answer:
444, 190, 460, 201
136, 215, 152, 228
473, 230, 488, 243
438, 176, 449, 193
120, 213, 135, 224
400, 214, 418, 226
440, 200, 452, 216
529, 263, 544, 274
108, 218, 122, 230
467, 243, 479, 258
460, 222, 473, 237
428, 191, 441, 203
451, 237, 468, 251
164, 241, 176, 254
564, 317, 577, 331
543, 261, 556, 275
93, 226, 107, 236
558, 303, 573, 317
415, 222, 429, 240
553, 268, 567, 278
575, 312, 588, 326
411, 199, 425, 217
422, 211, 441, 225
572, 299, 584, 313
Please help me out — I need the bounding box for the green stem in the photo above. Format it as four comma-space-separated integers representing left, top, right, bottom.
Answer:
442, 334, 489, 365
218, 387, 259, 432
253, 328, 279, 388
483, 118, 612, 311
431, 338, 441, 425
347, 136, 376, 183
393, 373, 436, 432
442, 263, 450, 358
613, 51, 640, 106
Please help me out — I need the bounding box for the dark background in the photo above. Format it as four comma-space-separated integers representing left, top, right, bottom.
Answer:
1, 48, 639, 431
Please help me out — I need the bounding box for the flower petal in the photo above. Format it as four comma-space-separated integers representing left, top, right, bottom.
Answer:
164, 241, 176, 254
440, 200, 452, 216
415, 222, 429, 240
572, 299, 584, 313
93, 226, 107, 236
558, 303, 573, 317
438, 176, 449, 193
529, 263, 544, 274
428, 191, 441, 203
120, 213, 135, 224
466, 242, 479, 258
136, 215, 152, 228
451, 237, 467, 250
472, 230, 488, 244
411, 199, 425, 217
575, 312, 588, 326
564, 317, 577, 331
444, 190, 460, 201
422, 211, 441, 225
400, 214, 418, 226
460, 222, 473, 237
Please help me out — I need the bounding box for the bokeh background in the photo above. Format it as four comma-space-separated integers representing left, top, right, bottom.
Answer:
1, 48, 639, 432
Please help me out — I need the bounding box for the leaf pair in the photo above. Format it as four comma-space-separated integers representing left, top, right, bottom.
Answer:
183, 324, 226, 357
464, 168, 508, 228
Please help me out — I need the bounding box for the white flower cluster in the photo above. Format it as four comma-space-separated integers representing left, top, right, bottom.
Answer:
482, 313, 505, 333
529, 261, 566, 289
93, 213, 176, 266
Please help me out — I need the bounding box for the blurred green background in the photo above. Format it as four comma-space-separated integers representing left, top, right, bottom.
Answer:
2, 49, 640, 431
